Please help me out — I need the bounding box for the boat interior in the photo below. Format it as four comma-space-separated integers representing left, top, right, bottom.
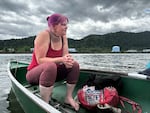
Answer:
10, 61, 150, 113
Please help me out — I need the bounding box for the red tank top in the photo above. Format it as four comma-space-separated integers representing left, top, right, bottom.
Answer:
27, 39, 63, 71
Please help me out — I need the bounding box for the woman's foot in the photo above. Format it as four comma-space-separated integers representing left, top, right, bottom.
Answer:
65, 97, 79, 111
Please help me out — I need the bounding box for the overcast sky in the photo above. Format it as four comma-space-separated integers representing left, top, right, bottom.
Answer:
0, 0, 150, 40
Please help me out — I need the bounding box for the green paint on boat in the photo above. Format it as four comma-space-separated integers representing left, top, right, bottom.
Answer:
8, 61, 150, 113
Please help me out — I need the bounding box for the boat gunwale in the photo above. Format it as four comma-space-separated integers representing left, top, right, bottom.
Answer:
80, 69, 150, 80
7, 61, 61, 113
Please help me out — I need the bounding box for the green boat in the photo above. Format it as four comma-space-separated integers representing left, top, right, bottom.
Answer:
8, 61, 150, 113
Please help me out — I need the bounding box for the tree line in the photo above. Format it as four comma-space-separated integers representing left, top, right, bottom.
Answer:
0, 31, 150, 53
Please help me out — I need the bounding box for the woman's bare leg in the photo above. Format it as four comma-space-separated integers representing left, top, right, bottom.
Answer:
39, 85, 53, 103
65, 83, 79, 111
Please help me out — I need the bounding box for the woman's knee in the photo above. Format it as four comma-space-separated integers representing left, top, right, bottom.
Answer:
40, 62, 57, 87
26, 70, 39, 85
72, 61, 80, 70
43, 62, 57, 72
67, 61, 80, 84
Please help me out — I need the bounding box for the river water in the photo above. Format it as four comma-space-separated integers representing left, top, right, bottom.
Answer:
0, 53, 150, 113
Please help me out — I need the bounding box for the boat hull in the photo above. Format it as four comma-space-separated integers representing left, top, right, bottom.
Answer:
8, 61, 150, 113
8, 61, 61, 113
11, 80, 46, 113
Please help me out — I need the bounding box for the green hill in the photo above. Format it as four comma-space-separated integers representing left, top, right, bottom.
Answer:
0, 31, 150, 53
72, 31, 150, 52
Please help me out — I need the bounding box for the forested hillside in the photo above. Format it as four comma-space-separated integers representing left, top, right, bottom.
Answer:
71, 31, 150, 52
0, 31, 150, 53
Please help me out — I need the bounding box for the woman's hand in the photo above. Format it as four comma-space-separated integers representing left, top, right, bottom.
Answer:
63, 54, 74, 68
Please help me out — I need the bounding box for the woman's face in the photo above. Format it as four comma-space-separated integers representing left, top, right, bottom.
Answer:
54, 20, 68, 36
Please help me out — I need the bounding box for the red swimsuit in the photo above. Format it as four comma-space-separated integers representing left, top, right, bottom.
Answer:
27, 44, 63, 70
26, 31, 79, 87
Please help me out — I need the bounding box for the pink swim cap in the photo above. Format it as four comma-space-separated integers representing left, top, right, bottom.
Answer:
47, 13, 69, 27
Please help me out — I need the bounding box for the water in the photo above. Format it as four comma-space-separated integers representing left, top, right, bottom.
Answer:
0, 54, 32, 113
0, 53, 150, 113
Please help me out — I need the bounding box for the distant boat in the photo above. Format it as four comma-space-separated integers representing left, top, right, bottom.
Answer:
8, 61, 150, 113
68, 48, 77, 53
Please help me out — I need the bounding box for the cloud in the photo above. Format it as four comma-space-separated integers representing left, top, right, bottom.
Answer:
0, 0, 150, 40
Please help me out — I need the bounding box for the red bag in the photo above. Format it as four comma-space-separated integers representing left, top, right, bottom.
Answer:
100, 86, 119, 107
77, 86, 103, 110
77, 86, 119, 110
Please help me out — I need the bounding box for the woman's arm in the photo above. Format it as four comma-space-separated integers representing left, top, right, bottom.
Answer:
62, 35, 69, 56
34, 31, 64, 64
62, 35, 75, 68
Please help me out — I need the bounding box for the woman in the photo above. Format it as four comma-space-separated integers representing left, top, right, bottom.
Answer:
26, 13, 80, 111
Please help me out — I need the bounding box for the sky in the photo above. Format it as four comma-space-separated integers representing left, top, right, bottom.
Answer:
0, 0, 150, 40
